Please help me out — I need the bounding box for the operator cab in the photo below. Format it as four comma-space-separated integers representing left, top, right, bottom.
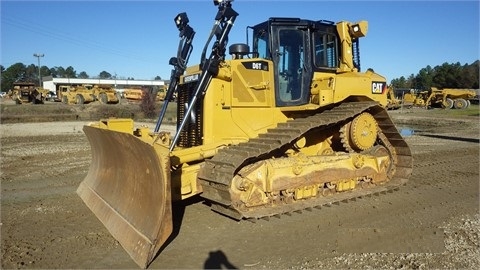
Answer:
249, 18, 360, 107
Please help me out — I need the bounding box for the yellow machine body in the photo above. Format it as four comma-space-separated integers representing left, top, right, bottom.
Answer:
403, 87, 476, 109
91, 84, 120, 104
386, 86, 401, 110
9, 82, 48, 104
123, 87, 144, 101
58, 85, 96, 104
123, 86, 167, 102
59, 84, 119, 105
77, 4, 412, 268
425, 87, 476, 109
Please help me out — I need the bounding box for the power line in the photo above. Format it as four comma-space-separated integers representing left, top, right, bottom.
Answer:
2, 16, 158, 64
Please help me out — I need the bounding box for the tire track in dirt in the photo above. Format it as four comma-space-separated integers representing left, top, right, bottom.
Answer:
1, 110, 478, 269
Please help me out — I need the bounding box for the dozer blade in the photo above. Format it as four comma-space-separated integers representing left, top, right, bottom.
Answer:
77, 125, 172, 268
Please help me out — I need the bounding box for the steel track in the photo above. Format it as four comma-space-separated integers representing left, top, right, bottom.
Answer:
197, 101, 413, 220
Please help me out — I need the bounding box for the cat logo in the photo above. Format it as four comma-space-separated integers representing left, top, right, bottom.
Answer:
371, 82, 386, 94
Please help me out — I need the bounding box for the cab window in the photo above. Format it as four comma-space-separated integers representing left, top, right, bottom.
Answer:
253, 29, 269, 59
313, 32, 338, 68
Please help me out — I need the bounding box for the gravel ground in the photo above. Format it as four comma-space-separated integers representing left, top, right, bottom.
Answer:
1, 106, 479, 269
296, 213, 480, 269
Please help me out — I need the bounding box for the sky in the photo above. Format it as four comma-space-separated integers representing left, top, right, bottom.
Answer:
1, 0, 479, 83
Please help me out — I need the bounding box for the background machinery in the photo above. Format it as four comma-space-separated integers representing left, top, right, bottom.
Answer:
386, 86, 401, 110
8, 82, 48, 104
77, 1, 412, 268
123, 87, 145, 101
91, 84, 120, 104
58, 84, 119, 104
402, 87, 476, 109
424, 87, 476, 109
58, 85, 96, 104
123, 86, 169, 102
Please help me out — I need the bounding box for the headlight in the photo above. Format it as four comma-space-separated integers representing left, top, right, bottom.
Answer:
174, 12, 189, 30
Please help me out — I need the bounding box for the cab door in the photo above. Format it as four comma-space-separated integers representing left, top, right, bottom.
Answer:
271, 25, 312, 107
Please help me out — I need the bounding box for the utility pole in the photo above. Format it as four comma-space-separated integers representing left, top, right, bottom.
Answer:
33, 53, 45, 87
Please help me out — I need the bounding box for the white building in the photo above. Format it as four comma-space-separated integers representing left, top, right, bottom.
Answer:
42, 76, 165, 93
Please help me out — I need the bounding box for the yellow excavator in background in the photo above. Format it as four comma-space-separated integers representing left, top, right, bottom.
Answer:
77, 0, 412, 268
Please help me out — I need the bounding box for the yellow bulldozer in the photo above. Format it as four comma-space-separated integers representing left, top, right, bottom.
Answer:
77, 1, 412, 268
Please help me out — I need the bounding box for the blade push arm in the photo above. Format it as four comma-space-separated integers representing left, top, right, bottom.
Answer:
169, 0, 238, 151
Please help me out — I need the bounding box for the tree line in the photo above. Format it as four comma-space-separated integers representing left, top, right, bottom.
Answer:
0, 63, 162, 93
390, 60, 479, 90
1, 60, 478, 93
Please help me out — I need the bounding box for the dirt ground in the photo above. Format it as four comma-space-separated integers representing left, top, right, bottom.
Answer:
1, 101, 479, 269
